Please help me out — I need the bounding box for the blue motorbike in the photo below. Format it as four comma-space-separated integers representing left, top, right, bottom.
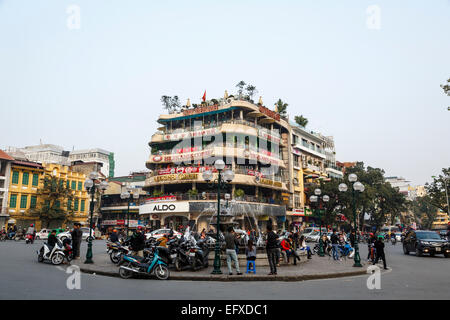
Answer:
119, 247, 169, 280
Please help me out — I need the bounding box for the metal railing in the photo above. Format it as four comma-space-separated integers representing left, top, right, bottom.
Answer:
143, 192, 284, 205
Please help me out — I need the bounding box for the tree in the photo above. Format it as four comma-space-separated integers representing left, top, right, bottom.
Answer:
294, 115, 308, 127
31, 173, 75, 228
160, 95, 181, 113
236, 81, 246, 96
425, 167, 450, 214
410, 196, 438, 230
245, 84, 257, 101
441, 78, 450, 96
275, 99, 288, 117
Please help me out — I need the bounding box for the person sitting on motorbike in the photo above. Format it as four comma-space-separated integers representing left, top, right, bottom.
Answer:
109, 229, 119, 243
46, 230, 58, 256
200, 229, 206, 239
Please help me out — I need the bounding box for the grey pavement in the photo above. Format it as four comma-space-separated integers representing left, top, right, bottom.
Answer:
1, 239, 449, 299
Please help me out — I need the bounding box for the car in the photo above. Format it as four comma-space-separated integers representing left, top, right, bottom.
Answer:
306, 231, 321, 242
438, 230, 449, 240
403, 230, 450, 257
58, 227, 96, 242
35, 228, 65, 240
145, 228, 182, 240
301, 227, 326, 239
394, 232, 402, 242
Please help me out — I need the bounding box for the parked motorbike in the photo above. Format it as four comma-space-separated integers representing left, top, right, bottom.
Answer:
391, 238, 396, 245
14, 232, 25, 241
37, 238, 69, 265
189, 239, 210, 271
119, 247, 169, 280
107, 241, 130, 264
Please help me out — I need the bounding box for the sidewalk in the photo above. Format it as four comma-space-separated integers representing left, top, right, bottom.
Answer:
72, 253, 377, 281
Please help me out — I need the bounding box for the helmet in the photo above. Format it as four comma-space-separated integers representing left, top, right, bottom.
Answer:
30, 224, 33, 227
137, 226, 143, 231
113, 229, 117, 233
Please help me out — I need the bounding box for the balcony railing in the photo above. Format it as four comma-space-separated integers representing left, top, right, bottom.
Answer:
161, 119, 281, 138
144, 192, 284, 205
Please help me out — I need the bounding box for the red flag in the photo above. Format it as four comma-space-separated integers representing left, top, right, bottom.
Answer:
202, 90, 206, 102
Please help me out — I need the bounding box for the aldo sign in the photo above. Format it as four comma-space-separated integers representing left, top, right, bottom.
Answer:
139, 201, 189, 215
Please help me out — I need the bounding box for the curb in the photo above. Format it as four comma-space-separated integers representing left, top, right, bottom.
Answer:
77, 266, 368, 282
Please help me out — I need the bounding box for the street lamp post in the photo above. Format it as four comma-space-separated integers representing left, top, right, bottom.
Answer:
84, 172, 109, 264
202, 160, 235, 275
121, 184, 141, 237
339, 173, 365, 268
309, 189, 329, 257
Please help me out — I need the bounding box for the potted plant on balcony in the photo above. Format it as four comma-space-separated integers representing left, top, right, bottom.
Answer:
187, 189, 198, 200
234, 188, 245, 201
152, 189, 163, 197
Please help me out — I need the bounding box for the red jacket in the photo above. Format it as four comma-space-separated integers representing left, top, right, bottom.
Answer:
281, 239, 291, 251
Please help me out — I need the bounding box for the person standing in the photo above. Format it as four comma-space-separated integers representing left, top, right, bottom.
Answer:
71, 223, 83, 259
349, 229, 356, 248
265, 225, 279, 275
373, 235, 388, 269
330, 229, 339, 261
224, 227, 242, 275
128, 226, 146, 257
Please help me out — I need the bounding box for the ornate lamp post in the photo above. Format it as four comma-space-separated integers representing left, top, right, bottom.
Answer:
309, 189, 329, 257
202, 159, 235, 275
84, 172, 109, 264
339, 173, 365, 267
120, 184, 141, 237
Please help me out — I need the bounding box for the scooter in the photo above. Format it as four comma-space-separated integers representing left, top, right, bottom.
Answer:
189, 239, 210, 271
37, 239, 68, 265
25, 234, 34, 244
119, 247, 169, 280
107, 241, 130, 264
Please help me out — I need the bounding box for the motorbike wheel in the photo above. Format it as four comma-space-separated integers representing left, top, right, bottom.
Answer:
110, 251, 121, 264
38, 253, 44, 263
154, 264, 169, 280
174, 258, 182, 271
403, 245, 409, 255
51, 252, 65, 265
119, 263, 133, 279
15, 236, 21, 241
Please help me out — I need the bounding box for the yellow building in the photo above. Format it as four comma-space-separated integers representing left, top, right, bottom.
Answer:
7, 161, 89, 230
432, 210, 449, 230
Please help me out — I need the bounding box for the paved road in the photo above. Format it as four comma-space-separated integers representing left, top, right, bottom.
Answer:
0, 240, 449, 299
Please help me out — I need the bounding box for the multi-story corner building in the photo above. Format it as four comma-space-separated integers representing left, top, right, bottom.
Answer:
385, 176, 414, 200
432, 210, 449, 230
7, 161, 89, 230
287, 124, 343, 226
0, 150, 14, 229
143, 96, 291, 232
3, 144, 114, 178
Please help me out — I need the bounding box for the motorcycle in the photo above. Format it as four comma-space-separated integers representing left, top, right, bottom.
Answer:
37, 238, 70, 265
107, 241, 130, 264
25, 234, 35, 244
189, 239, 210, 271
391, 238, 396, 245
119, 247, 169, 280
14, 232, 25, 241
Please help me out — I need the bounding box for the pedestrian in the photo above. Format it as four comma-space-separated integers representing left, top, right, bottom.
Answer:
265, 224, 279, 275
224, 227, 242, 275
373, 235, 388, 270
71, 223, 83, 259
367, 233, 376, 261
330, 229, 339, 261
127, 226, 146, 257
245, 239, 257, 270
349, 229, 356, 248
299, 235, 312, 259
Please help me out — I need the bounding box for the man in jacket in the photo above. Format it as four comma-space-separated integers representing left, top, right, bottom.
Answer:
46, 230, 58, 257
109, 229, 119, 243
330, 229, 339, 260
128, 226, 146, 257
266, 224, 279, 275
71, 223, 83, 259
373, 235, 388, 269
224, 227, 242, 275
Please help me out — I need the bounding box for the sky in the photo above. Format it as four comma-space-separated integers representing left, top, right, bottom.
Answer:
0, 0, 449, 186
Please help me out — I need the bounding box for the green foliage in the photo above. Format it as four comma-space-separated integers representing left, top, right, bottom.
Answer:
161, 95, 181, 113
32, 173, 75, 229
410, 196, 438, 230
294, 115, 308, 127
441, 78, 450, 96
234, 188, 245, 198
275, 99, 288, 116
187, 189, 198, 196
305, 162, 408, 231
236, 81, 246, 96
152, 189, 163, 197
425, 167, 450, 214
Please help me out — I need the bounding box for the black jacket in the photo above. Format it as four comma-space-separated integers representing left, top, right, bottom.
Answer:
330, 233, 339, 244
48, 234, 58, 247
266, 231, 279, 249
71, 229, 83, 242
129, 232, 146, 251
374, 239, 385, 253
109, 232, 119, 242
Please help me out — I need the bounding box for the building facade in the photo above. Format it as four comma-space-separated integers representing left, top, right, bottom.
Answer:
0, 151, 14, 229
7, 162, 89, 230
143, 96, 291, 232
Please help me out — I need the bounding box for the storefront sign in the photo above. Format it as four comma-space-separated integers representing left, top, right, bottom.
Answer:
182, 105, 218, 116
248, 151, 282, 166
145, 196, 177, 202
139, 201, 190, 215
259, 130, 281, 144
154, 173, 198, 182
102, 220, 117, 226
150, 150, 213, 163
157, 166, 216, 176
164, 128, 219, 141
292, 209, 305, 216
